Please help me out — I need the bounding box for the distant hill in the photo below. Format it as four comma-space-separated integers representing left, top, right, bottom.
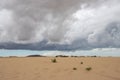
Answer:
27, 55, 45, 57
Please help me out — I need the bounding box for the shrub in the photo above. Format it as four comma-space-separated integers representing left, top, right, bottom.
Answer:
73, 67, 77, 70
51, 58, 57, 63
80, 62, 83, 64
86, 67, 92, 71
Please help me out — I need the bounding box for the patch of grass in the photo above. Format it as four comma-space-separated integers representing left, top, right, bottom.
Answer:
85, 67, 92, 71
51, 58, 57, 63
73, 67, 77, 70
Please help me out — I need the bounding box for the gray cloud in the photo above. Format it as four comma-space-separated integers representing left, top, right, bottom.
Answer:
0, 0, 120, 50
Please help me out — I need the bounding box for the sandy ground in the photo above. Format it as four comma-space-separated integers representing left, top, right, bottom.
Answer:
0, 57, 120, 80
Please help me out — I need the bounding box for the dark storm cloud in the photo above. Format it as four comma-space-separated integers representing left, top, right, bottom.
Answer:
0, 0, 120, 50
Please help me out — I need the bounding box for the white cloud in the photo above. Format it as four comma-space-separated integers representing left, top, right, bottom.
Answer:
0, 9, 14, 42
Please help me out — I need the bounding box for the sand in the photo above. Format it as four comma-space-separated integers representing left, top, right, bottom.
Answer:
0, 57, 120, 80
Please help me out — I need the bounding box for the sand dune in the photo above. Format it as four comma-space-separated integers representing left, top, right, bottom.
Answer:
0, 57, 120, 80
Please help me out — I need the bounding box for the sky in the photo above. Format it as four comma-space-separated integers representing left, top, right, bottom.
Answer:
0, 48, 120, 57
0, 0, 120, 51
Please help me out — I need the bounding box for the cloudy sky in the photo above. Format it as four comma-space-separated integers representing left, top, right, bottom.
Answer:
0, 0, 120, 50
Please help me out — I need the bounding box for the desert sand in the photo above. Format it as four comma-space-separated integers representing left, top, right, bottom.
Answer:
0, 57, 120, 80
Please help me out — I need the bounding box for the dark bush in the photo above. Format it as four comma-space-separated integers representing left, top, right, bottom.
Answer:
81, 62, 83, 64
51, 58, 57, 63
86, 67, 92, 71
73, 67, 77, 70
